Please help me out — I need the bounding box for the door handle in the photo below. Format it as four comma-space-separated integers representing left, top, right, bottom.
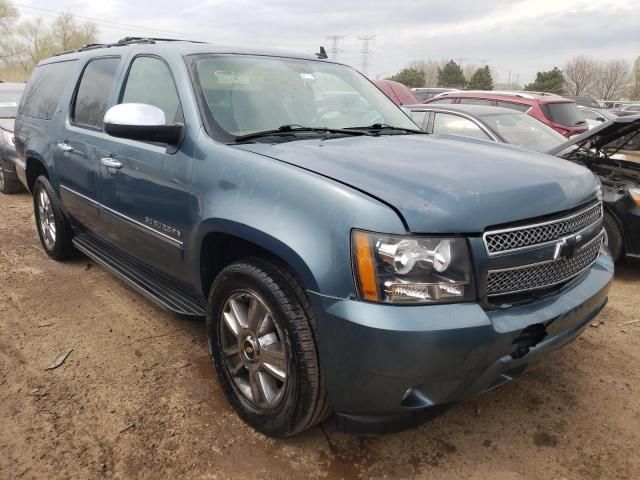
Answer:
101, 157, 123, 169
57, 142, 74, 152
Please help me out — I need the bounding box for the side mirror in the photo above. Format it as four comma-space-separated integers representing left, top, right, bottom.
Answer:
104, 103, 183, 144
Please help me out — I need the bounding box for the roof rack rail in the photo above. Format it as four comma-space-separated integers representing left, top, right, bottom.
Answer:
54, 36, 207, 56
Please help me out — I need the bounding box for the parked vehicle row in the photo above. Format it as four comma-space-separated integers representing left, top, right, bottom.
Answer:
7, 38, 619, 438
0, 83, 25, 194
403, 102, 640, 262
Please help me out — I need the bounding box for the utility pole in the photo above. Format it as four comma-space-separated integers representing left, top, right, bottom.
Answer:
326, 35, 344, 61
357, 34, 376, 77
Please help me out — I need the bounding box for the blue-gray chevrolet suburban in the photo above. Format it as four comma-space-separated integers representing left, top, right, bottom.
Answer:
14, 38, 613, 436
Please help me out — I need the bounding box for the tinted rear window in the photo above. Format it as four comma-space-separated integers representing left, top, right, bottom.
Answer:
541, 102, 585, 127
19, 60, 77, 120
459, 98, 494, 106
72, 57, 121, 129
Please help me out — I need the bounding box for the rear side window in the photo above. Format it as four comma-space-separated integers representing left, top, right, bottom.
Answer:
459, 98, 494, 106
409, 110, 428, 128
429, 98, 455, 104
72, 57, 121, 129
121, 56, 182, 124
19, 60, 77, 120
432, 112, 491, 140
496, 101, 530, 113
541, 102, 585, 127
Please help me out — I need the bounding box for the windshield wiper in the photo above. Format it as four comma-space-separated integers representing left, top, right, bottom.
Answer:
234, 124, 370, 142
345, 123, 425, 134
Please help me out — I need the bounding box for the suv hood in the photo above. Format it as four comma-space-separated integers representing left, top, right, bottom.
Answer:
234, 135, 599, 233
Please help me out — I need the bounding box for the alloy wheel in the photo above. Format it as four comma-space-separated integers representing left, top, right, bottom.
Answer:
219, 290, 288, 411
37, 188, 56, 250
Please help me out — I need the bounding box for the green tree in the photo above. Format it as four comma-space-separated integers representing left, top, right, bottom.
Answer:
437, 60, 466, 88
524, 67, 565, 95
468, 66, 494, 90
386, 67, 424, 88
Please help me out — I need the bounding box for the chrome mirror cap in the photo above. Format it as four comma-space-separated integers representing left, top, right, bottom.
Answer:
104, 103, 166, 127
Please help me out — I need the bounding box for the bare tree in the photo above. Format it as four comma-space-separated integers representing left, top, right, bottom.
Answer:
408, 59, 445, 87
563, 55, 597, 95
629, 57, 640, 101
51, 13, 98, 52
462, 63, 479, 83
0, 0, 18, 60
593, 59, 629, 100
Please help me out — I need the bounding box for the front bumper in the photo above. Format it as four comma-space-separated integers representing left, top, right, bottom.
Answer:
309, 250, 614, 434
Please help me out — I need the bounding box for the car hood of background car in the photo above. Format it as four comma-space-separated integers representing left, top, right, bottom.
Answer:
234, 134, 599, 233
547, 115, 640, 156
0, 118, 14, 132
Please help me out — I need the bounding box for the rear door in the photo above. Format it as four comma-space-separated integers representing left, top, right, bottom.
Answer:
57, 56, 122, 231
98, 54, 194, 279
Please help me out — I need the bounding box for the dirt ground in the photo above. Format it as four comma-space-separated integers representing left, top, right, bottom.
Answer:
1, 191, 639, 480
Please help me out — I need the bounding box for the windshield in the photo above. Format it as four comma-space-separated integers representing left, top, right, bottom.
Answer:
480, 112, 567, 153
193, 55, 417, 139
0, 91, 23, 118
541, 102, 586, 127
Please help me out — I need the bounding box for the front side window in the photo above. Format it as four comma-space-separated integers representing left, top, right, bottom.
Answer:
192, 55, 417, 139
72, 57, 121, 129
121, 56, 182, 124
432, 113, 491, 140
19, 60, 77, 120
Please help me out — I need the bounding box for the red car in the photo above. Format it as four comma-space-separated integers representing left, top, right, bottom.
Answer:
424, 91, 588, 137
374, 80, 421, 106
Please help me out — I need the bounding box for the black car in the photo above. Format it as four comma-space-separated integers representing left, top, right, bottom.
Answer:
404, 103, 640, 262
0, 82, 25, 194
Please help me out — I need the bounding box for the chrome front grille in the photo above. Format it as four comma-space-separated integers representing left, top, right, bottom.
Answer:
484, 202, 603, 255
486, 232, 603, 296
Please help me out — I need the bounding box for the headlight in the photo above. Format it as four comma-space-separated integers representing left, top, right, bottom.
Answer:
630, 187, 640, 207
352, 230, 475, 304
2, 131, 14, 147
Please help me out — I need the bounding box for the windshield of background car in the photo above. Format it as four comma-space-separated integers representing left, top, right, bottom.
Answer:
480, 112, 568, 153
192, 55, 417, 138
541, 102, 585, 127
0, 91, 23, 118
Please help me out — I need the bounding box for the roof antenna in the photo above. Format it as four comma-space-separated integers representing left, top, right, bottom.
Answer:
316, 46, 328, 59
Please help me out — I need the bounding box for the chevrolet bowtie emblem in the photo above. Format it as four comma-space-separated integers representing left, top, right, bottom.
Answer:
554, 234, 583, 260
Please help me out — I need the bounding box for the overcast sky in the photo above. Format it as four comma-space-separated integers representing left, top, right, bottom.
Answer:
14, 0, 640, 84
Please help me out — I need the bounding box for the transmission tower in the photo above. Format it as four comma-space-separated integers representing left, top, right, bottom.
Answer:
326, 35, 345, 61
358, 34, 377, 77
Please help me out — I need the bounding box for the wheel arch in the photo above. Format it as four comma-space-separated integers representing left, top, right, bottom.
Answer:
25, 152, 52, 193
196, 220, 320, 300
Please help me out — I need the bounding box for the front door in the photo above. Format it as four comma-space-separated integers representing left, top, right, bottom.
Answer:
98, 55, 194, 280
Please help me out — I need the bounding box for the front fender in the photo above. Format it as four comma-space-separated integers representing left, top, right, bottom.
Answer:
190, 135, 407, 298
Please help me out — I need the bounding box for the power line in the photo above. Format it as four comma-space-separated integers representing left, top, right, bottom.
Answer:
326, 35, 344, 61
357, 34, 376, 77
12, 3, 292, 49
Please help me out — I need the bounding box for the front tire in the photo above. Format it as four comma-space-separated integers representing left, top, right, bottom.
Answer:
207, 258, 330, 437
0, 161, 23, 194
603, 210, 623, 262
33, 176, 75, 260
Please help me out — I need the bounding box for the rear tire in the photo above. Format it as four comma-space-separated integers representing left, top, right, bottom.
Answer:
0, 161, 23, 194
603, 210, 623, 262
33, 176, 75, 260
207, 258, 331, 437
